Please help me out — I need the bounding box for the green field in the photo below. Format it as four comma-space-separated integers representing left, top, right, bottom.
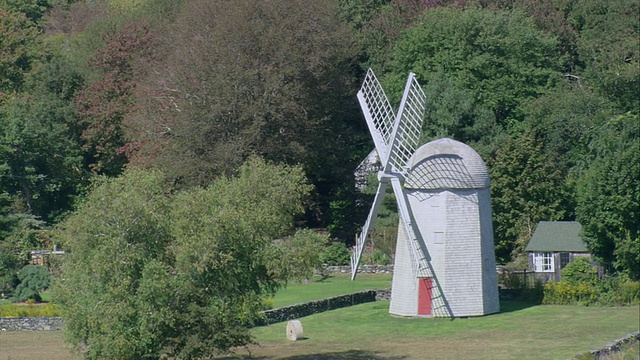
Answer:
235, 301, 639, 359
271, 273, 392, 307
1, 275, 638, 360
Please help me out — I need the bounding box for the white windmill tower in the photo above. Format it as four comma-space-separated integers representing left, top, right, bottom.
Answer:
351, 69, 500, 317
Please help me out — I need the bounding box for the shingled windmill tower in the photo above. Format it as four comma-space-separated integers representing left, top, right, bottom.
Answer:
351, 69, 499, 317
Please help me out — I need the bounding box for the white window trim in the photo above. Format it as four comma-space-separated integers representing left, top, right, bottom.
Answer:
533, 252, 554, 273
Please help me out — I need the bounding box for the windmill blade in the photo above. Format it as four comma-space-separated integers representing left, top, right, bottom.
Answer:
386, 73, 427, 174
350, 181, 389, 281
389, 178, 432, 277
357, 69, 396, 165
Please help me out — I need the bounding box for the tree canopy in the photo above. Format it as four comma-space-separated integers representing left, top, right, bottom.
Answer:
53, 158, 313, 358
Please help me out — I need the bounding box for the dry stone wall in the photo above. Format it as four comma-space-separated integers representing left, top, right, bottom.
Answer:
0, 316, 63, 331
257, 290, 381, 326
321, 265, 393, 275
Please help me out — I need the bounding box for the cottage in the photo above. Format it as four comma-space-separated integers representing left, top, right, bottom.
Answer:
525, 221, 591, 282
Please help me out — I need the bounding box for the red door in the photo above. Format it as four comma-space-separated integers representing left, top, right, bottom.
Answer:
418, 277, 433, 315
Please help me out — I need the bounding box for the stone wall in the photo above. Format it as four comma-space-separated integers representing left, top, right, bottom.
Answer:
322, 264, 393, 275
0, 316, 63, 331
256, 289, 390, 326
575, 330, 640, 359
1, 289, 392, 331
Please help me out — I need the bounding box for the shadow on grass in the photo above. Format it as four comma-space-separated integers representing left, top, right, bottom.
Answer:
279, 350, 408, 359
498, 300, 540, 313
218, 350, 408, 360
313, 274, 332, 283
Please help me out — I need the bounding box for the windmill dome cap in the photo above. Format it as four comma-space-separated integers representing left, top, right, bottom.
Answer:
405, 138, 490, 190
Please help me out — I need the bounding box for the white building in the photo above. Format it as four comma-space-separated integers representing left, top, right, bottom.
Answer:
390, 138, 500, 317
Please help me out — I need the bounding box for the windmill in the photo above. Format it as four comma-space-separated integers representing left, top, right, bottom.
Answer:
351, 69, 500, 317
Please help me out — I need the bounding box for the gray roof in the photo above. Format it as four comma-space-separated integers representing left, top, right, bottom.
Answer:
405, 138, 490, 190
525, 221, 588, 252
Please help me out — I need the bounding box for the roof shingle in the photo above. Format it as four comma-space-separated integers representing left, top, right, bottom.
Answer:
525, 221, 588, 252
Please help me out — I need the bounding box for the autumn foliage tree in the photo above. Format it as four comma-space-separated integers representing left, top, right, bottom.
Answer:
74, 21, 154, 176
134, 1, 361, 180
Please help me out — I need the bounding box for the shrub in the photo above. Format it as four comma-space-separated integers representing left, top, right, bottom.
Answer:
364, 249, 390, 265
0, 302, 60, 318
617, 280, 640, 304
543, 274, 640, 306
543, 281, 599, 305
279, 229, 328, 281
11, 265, 50, 303
561, 257, 598, 285
320, 242, 351, 266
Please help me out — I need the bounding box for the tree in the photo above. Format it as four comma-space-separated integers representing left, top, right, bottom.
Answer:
53, 167, 173, 359
488, 129, 573, 263
274, 229, 328, 282
568, 0, 640, 113
0, 94, 85, 223
11, 264, 50, 302
74, 21, 154, 176
128, 0, 365, 231
387, 7, 561, 124
575, 113, 639, 279
54, 157, 313, 358
0, 0, 53, 24
419, 69, 499, 158
0, 8, 42, 100
519, 83, 614, 172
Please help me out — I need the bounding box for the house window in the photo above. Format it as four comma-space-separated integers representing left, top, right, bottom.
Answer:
534, 252, 554, 272
560, 252, 571, 269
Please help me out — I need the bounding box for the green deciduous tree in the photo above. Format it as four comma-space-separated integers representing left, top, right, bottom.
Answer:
388, 6, 561, 124
54, 157, 313, 358
54, 167, 173, 359
576, 113, 639, 279
0, 8, 42, 100
489, 129, 573, 263
568, 0, 640, 113
419, 69, 499, 158
519, 83, 614, 172
0, 94, 85, 223
273, 229, 328, 282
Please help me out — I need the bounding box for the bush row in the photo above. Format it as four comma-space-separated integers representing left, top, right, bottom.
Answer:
543, 278, 640, 306
0, 302, 60, 318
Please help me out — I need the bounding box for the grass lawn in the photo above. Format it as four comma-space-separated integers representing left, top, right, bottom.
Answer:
224, 301, 640, 360
1, 277, 637, 360
0, 331, 81, 360
271, 273, 392, 308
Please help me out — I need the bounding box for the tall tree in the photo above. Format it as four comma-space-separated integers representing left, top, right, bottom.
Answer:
575, 113, 639, 279
0, 8, 42, 100
128, 0, 365, 232
74, 21, 154, 176
418, 69, 498, 158
568, 0, 640, 113
0, 56, 86, 224
488, 129, 573, 263
387, 6, 561, 125
519, 83, 614, 172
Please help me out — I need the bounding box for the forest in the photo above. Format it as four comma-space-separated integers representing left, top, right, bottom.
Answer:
0, 0, 638, 284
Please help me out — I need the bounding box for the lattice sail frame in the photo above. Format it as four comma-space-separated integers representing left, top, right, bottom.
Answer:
387, 75, 426, 174
351, 69, 430, 281
356, 69, 396, 166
